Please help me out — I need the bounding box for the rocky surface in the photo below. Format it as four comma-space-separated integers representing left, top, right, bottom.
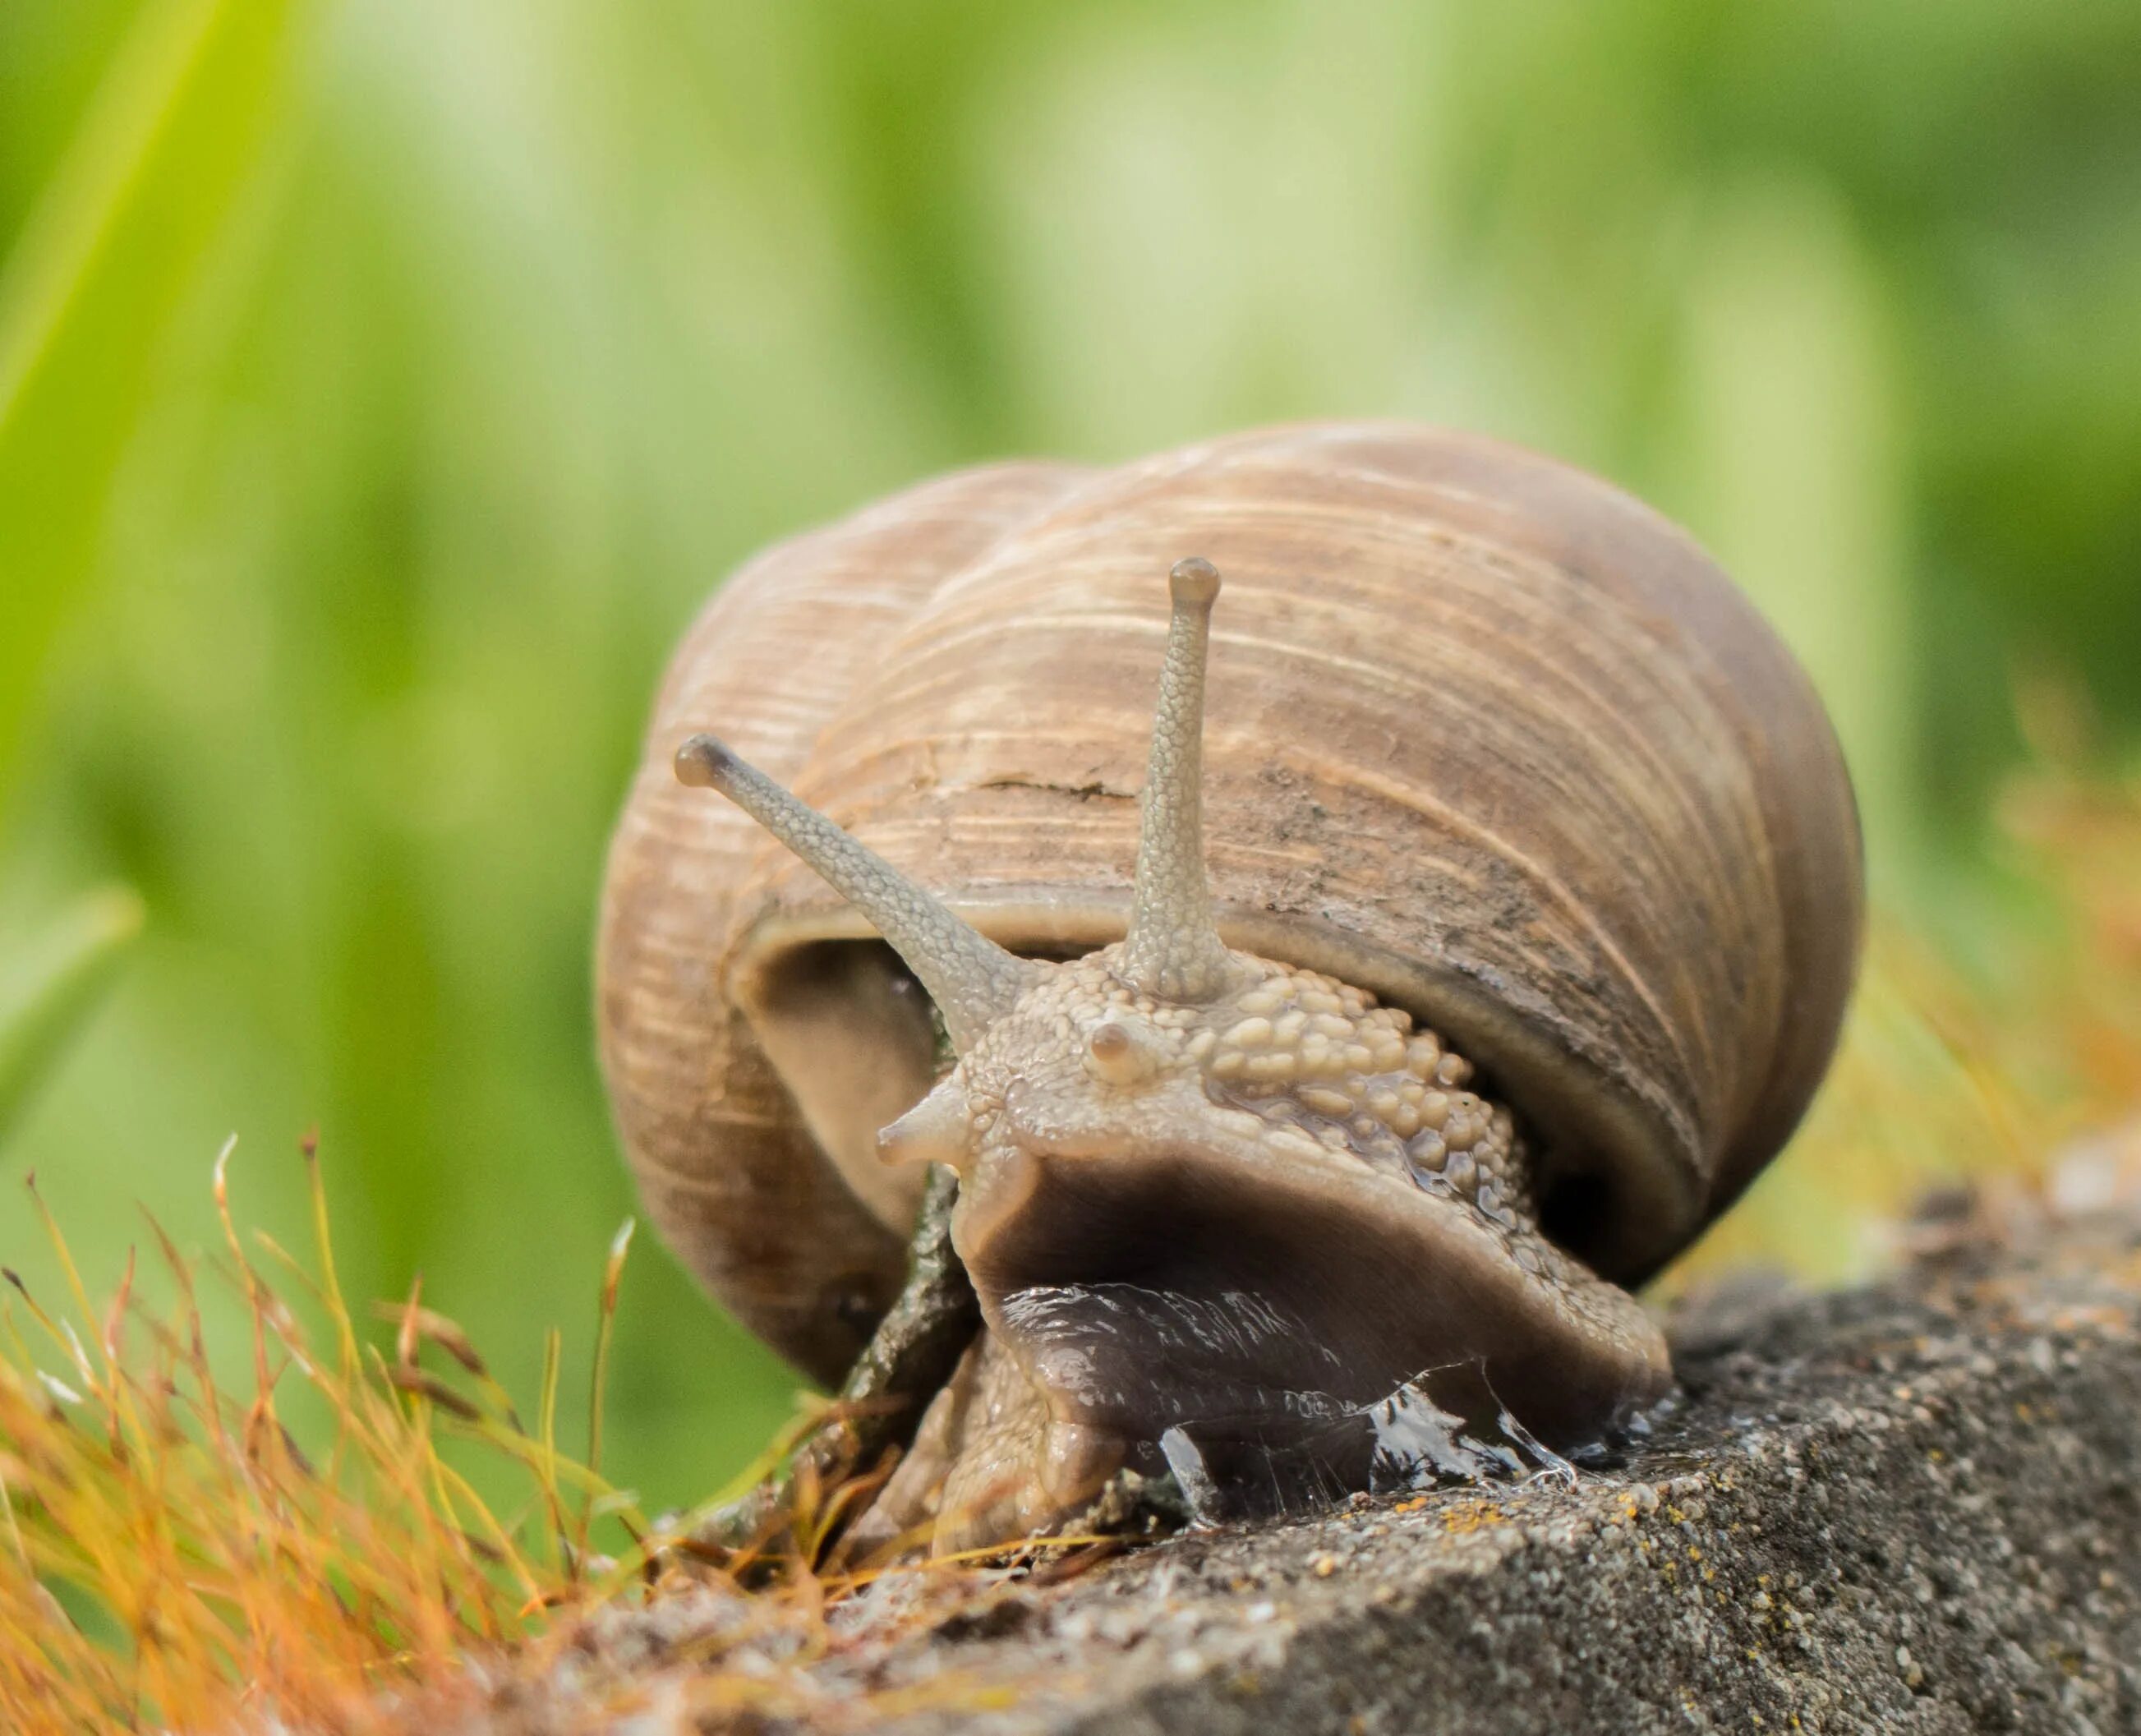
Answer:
452, 1196, 2141, 1734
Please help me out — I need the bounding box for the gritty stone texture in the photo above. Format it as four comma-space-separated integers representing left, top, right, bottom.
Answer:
440, 1200, 2141, 1734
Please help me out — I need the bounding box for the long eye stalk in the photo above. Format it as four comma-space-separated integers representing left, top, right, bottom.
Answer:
1120, 557, 1240, 1002
675, 736, 1035, 1052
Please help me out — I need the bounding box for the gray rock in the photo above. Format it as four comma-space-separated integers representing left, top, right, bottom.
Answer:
442, 1204, 2141, 1734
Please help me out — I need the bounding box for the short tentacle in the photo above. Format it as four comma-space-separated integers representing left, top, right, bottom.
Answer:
676, 734, 1036, 1052
1120, 558, 1241, 1002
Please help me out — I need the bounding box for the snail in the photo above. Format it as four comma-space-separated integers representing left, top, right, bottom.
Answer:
596, 422, 1863, 1554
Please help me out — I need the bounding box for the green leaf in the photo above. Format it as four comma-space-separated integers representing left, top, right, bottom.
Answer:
0, 0, 310, 808
0, 886, 145, 1144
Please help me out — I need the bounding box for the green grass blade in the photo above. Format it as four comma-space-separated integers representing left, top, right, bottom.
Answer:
0, 0, 310, 804
0, 886, 145, 1144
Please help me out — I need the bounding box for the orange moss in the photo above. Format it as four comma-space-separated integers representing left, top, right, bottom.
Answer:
0, 1140, 1066, 1731
0, 1137, 683, 1731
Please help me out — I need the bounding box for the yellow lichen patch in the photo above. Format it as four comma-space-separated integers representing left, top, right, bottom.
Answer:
1439, 1500, 1507, 1536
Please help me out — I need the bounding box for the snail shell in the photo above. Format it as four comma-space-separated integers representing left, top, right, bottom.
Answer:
597, 421, 1862, 1411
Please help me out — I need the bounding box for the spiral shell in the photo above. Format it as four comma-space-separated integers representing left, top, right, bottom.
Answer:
597, 422, 1862, 1384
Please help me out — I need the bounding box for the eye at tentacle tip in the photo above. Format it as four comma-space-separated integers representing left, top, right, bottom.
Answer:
1169, 555, 1221, 609
673, 732, 735, 787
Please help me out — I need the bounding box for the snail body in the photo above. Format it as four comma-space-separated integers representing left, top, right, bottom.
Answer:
597, 423, 1863, 1550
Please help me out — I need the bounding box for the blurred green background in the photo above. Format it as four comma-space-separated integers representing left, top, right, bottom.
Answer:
2, 0, 2138, 1513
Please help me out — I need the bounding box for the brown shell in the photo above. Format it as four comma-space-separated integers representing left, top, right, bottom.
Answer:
596, 422, 1863, 1384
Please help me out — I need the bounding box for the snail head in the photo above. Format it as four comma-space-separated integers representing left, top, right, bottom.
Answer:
676, 558, 1669, 1551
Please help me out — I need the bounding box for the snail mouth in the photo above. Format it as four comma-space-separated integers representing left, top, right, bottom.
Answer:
953, 1133, 1669, 1503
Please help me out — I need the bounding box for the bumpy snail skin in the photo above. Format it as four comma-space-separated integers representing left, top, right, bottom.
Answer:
676, 559, 1671, 1552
